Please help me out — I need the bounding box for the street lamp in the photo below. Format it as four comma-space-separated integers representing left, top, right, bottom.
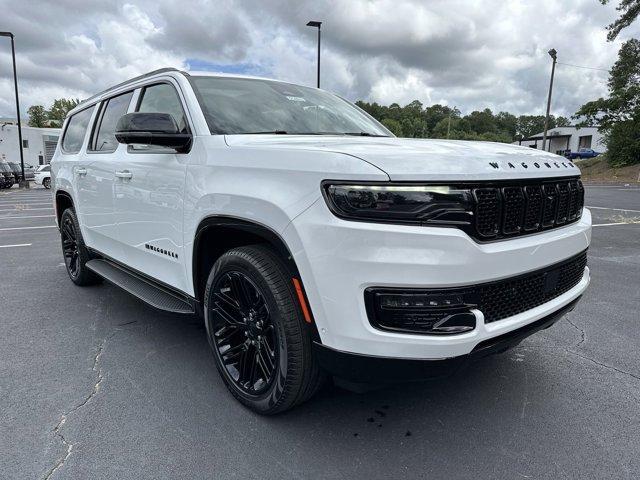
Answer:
0, 31, 27, 188
306, 21, 322, 88
541, 48, 557, 153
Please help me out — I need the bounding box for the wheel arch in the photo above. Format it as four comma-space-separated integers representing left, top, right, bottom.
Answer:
54, 189, 74, 228
192, 216, 320, 340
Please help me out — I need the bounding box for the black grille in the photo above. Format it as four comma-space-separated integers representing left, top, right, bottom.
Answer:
473, 178, 584, 240
477, 251, 587, 323
364, 251, 588, 333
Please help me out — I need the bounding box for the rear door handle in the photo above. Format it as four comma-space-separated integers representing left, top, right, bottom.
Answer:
115, 170, 133, 180
76, 167, 87, 176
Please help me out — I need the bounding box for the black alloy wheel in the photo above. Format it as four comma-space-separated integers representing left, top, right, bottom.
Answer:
61, 214, 81, 279
59, 208, 101, 286
204, 245, 325, 414
43, 177, 51, 189
210, 271, 278, 395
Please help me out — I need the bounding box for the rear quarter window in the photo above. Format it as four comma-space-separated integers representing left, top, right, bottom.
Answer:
62, 106, 95, 154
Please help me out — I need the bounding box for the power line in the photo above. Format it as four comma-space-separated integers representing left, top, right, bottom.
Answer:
556, 62, 609, 72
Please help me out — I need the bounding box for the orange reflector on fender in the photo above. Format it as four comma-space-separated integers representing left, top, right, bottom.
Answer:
292, 278, 312, 324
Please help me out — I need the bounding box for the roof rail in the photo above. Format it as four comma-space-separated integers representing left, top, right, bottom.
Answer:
76, 67, 189, 108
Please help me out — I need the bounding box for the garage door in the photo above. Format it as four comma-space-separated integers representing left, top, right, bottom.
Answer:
44, 140, 58, 162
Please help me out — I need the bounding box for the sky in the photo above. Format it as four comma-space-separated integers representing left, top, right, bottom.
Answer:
0, 0, 638, 120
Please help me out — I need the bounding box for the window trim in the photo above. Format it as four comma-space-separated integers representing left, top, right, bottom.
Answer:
135, 81, 191, 132
87, 90, 135, 155
60, 105, 97, 155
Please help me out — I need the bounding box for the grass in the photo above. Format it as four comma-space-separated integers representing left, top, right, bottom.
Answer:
576, 155, 640, 184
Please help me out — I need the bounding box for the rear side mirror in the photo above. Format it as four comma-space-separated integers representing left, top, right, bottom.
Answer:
115, 113, 192, 153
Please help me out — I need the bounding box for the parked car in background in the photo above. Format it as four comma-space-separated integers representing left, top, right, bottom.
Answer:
0, 161, 14, 189
7, 162, 34, 183
566, 148, 600, 160
23, 163, 36, 181
33, 164, 51, 189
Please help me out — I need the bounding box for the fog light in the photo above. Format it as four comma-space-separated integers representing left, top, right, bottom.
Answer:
365, 290, 477, 335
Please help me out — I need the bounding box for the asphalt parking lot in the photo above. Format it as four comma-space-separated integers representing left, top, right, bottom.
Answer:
1, 184, 639, 480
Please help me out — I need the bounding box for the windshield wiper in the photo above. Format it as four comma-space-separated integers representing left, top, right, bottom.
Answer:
340, 132, 389, 137
240, 130, 289, 135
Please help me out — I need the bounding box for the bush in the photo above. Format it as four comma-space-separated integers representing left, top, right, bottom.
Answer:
606, 119, 640, 167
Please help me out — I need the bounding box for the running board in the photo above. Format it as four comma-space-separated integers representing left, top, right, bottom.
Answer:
86, 259, 195, 314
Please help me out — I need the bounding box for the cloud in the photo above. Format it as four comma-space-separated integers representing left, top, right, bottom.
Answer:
0, 0, 638, 119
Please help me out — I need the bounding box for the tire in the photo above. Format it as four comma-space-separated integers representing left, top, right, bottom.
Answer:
43, 177, 51, 189
204, 245, 324, 414
59, 208, 101, 286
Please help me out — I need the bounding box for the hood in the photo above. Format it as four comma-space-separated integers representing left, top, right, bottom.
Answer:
224, 135, 580, 181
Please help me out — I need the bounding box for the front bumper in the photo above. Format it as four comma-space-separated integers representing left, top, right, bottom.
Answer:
284, 199, 591, 360
314, 296, 581, 382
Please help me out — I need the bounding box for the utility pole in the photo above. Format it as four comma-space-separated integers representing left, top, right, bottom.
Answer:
542, 48, 557, 153
0, 31, 27, 188
306, 21, 322, 88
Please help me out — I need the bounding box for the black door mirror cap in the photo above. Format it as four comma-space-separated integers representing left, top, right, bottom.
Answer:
115, 112, 192, 153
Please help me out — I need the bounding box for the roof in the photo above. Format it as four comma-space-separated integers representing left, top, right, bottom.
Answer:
71, 67, 318, 117
523, 125, 601, 141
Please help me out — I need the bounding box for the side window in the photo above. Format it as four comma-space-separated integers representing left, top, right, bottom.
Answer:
137, 83, 188, 133
61, 106, 95, 154
90, 91, 134, 152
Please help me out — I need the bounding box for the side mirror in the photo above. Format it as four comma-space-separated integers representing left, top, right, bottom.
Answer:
115, 113, 192, 153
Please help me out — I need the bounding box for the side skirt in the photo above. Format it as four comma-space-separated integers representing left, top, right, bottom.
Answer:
85, 255, 196, 315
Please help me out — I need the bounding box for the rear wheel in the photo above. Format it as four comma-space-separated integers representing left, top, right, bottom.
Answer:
43, 177, 51, 189
60, 208, 101, 286
204, 245, 324, 414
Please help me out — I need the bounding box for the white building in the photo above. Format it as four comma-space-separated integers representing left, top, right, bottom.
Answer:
0, 122, 61, 167
514, 126, 606, 156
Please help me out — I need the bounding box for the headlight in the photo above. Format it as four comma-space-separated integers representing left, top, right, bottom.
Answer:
322, 182, 474, 226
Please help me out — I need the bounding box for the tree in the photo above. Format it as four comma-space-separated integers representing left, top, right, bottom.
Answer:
27, 105, 48, 127
48, 98, 80, 127
516, 115, 549, 139
575, 38, 640, 165
600, 0, 640, 41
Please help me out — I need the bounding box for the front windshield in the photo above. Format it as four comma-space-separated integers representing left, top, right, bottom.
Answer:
190, 76, 391, 137
0, 163, 10, 172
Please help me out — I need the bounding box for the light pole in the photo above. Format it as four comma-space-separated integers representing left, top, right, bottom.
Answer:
0, 31, 27, 188
306, 21, 322, 88
541, 48, 557, 153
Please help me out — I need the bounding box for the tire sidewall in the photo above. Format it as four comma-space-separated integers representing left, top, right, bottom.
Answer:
204, 251, 291, 413
60, 208, 98, 286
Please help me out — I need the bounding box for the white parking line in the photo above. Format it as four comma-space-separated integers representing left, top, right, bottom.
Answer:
0, 243, 32, 248
0, 225, 56, 231
0, 214, 55, 219
0, 202, 53, 207
593, 222, 640, 227
586, 205, 640, 213
0, 207, 54, 212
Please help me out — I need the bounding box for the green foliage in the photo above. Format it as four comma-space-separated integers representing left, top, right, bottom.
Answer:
357, 100, 566, 143
607, 119, 640, 166
27, 105, 48, 128
576, 38, 640, 166
600, 0, 640, 41
47, 98, 80, 127
25, 98, 80, 128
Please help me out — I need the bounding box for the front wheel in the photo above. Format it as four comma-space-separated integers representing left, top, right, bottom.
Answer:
204, 245, 324, 414
43, 177, 51, 189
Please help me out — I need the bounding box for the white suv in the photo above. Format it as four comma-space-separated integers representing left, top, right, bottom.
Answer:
51, 68, 591, 414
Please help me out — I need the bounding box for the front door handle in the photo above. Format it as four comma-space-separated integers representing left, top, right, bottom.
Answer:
76, 167, 87, 176
115, 170, 133, 180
